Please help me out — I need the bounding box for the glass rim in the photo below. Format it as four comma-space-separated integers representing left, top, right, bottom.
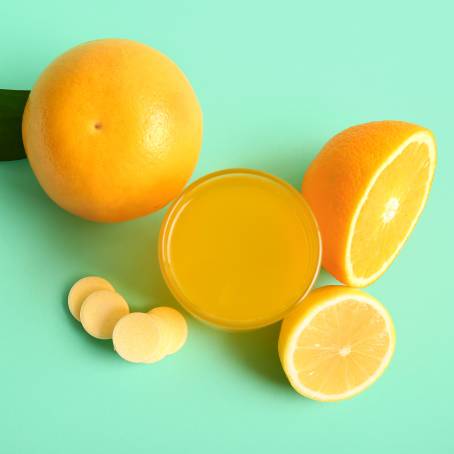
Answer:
159, 168, 323, 331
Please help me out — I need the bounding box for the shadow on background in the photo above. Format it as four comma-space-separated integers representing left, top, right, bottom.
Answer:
315, 268, 337, 288
1, 147, 331, 383
1, 159, 176, 313
222, 323, 288, 388
220, 269, 336, 389
232, 142, 322, 189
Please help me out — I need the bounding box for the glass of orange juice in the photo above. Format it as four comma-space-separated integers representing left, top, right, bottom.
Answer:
159, 169, 321, 330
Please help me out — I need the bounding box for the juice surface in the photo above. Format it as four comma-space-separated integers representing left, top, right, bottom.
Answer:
159, 169, 321, 330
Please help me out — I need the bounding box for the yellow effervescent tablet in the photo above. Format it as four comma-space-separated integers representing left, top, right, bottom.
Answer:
149, 306, 188, 355
68, 276, 114, 321
112, 312, 165, 364
80, 290, 129, 340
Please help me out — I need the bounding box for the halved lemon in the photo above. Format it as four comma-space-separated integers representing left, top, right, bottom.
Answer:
279, 286, 395, 401
302, 121, 436, 287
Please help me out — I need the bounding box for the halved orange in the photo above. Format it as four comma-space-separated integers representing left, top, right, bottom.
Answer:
279, 286, 395, 401
302, 121, 436, 287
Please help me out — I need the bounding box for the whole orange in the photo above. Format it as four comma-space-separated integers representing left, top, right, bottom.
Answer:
22, 39, 203, 222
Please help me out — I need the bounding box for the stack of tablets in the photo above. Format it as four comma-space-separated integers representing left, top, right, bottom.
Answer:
68, 276, 188, 363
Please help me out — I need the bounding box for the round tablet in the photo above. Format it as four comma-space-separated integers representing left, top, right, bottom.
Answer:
149, 306, 188, 355
159, 169, 321, 330
80, 290, 130, 339
68, 276, 115, 321
112, 313, 165, 364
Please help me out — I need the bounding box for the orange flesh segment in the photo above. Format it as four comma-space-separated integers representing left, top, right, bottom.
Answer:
68, 276, 115, 321
350, 140, 432, 281
112, 313, 165, 364
294, 299, 391, 396
149, 306, 188, 355
79, 290, 129, 339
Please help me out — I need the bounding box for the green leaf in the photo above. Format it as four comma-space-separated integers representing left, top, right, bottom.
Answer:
0, 89, 30, 161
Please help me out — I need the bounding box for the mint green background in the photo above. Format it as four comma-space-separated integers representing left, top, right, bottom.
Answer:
1, 1, 453, 452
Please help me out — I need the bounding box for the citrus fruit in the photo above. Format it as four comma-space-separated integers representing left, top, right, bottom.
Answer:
80, 290, 130, 339
112, 312, 166, 364
149, 306, 188, 355
22, 38, 202, 222
302, 121, 436, 287
279, 286, 395, 401
68, 276, 115, 321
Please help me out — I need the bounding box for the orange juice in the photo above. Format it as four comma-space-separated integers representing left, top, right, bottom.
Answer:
159, 169, 321, 330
